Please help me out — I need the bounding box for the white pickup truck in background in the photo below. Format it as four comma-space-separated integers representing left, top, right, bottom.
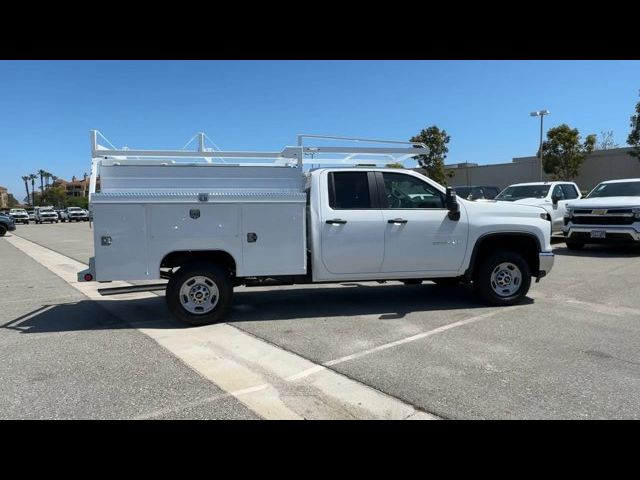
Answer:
78, 132, 555, 325
563, 178, 640, 249
495, 181, 582, 235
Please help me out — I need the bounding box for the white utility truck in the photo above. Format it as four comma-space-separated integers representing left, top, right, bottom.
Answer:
78, 132, 555, 325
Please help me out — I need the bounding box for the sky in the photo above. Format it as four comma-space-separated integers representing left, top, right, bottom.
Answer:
1, 60, 639, 200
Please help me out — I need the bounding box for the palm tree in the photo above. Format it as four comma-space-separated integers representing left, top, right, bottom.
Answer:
38, 169, 46, 204
22, 176, 30, 206
29, 174, 37, 206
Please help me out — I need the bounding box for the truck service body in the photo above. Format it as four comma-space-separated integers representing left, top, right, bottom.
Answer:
79, 132, 554, 325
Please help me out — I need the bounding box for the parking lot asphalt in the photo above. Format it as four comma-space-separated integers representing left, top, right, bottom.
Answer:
6, 223, 640, 419
0, 235, 259, 419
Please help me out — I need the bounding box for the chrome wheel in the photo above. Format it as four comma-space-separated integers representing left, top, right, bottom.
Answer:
490, 262, 522, 297
179, 276, 219, 315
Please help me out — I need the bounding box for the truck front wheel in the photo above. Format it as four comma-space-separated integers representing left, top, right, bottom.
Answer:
166, 262, 233, 326
474, 251, 531, 306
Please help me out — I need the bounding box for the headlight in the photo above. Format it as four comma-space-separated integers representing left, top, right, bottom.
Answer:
540, 213, 550, 221
565, 207, 573, 217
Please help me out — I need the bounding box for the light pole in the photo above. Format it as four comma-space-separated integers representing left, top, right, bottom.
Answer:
530, 110, 550, 181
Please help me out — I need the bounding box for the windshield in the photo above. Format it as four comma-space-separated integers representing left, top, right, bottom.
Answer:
496, 185, 550, 201
587, 181, 640, 198
68, 207, 82, 211
40, 208, 54, 212
10, 209, 26, 213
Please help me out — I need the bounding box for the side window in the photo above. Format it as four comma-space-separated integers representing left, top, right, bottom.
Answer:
485, 187, 499, 199
561, 184, 579, 200
328, 172, 372, 209
469, 187, 484, 200
382, 173, 444, 209
552, 185, 565, 200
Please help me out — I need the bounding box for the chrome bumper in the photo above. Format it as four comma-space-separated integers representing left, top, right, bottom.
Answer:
563, 226, 640, 241
537, 251, 554, 281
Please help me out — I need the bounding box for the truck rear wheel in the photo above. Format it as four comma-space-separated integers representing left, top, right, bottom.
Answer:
166, 262, 233, 326
473, 251, 531, 306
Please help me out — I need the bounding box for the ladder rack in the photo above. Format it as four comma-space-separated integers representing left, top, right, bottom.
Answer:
88, 130, 429, 197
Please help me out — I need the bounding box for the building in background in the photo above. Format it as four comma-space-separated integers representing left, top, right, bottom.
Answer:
0, 186, 8, 208
53, 173, 100, 198
446, 147, 640, 193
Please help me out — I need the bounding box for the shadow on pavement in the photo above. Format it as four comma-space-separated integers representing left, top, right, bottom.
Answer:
0, 282, 533, 334
553, 244, 640, 258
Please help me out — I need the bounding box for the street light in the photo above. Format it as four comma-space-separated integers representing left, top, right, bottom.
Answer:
530, 110, 550, 181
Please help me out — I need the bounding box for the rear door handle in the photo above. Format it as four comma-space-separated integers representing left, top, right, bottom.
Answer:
388, 218, 408, 224
326, 219, 347, 225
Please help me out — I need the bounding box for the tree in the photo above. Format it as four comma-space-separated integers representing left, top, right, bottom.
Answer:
43, 185, 67, 208
38, 169, 46, 204
628, 90, 640, 160
7, 194, 18, 208
541, 124, 595, 180
410, 125, 452, 184
385, 162, 404, 168
29, 174, 37, 207
66, 196, 88, 209
596, 130, 619, 150
21, 175, 30, 206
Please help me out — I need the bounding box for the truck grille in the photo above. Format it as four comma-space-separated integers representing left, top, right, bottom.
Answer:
571, 216, 636, 226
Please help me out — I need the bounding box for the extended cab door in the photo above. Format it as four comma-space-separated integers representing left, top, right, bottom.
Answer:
376, 172, 467, 273
320, 171, 385, 274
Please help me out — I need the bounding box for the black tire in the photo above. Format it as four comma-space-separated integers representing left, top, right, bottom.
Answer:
401, 279, 423, 285
166, 262, 233, 326
0, 225, 6, 237
432, 278, 460, 287
473, 251, 531, 306
565, 241, 584, 250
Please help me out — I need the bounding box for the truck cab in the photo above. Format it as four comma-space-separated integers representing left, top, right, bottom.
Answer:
34, 206, 59, 224
495, 181, 582, 235
9, 208, 30, 224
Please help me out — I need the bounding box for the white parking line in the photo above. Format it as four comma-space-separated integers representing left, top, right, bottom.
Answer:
323, 309, 506, 367
5, 234, 439, 420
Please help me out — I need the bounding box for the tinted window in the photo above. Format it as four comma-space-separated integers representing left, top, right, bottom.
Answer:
454, 186, 471, 198
329, 172, 371, 209
561, 184, 579, 200
552, 185, 565, 200
382, 173, 444, 209
496, 185, 551, 201
484, 187, 500, 199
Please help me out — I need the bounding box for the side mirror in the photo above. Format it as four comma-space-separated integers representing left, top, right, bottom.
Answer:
551, 193, 561, 205
445, 187, 460, 221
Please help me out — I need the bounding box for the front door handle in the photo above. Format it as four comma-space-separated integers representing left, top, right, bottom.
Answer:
388, 218, 408, 224
326, 219, 347, 225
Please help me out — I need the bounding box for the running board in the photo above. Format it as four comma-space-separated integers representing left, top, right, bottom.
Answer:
98, 283, 167, 296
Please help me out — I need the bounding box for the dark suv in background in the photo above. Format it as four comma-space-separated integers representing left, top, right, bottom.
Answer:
0, 211, 16, 236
